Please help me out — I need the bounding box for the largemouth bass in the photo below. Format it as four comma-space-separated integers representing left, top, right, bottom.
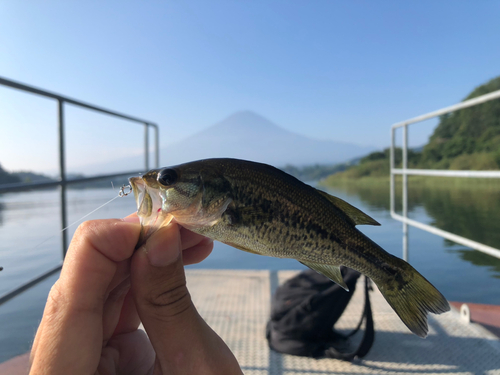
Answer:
129, 158, 449, 338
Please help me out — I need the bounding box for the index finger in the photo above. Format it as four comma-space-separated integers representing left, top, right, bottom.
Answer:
30, 218, 140, 374
62, 218, 140, 307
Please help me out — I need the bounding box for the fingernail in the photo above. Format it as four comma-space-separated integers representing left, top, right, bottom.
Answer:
144, 227, 180, 267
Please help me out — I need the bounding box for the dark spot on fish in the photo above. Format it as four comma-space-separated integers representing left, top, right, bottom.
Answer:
259, 199, 272, 213
174, 186, 191, 197
304, 221, 330, 240
223, 207, 239, 226
394, 272, 406, 290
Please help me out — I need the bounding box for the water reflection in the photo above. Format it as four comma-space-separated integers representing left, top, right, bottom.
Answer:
325, 179, 500, 275
413, 183, 500, 250
447, 248, 500, 279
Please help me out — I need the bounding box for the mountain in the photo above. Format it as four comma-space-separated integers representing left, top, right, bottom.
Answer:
73, 111, 374, 175
0, 165, 56, 185
0, 164, 21, 185
160, 111, 374, 167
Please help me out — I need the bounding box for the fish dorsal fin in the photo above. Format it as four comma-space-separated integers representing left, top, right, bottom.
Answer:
299, 261, 349, 291
316, 189, 380, 226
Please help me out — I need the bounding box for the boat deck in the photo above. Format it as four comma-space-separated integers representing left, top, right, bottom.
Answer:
1, 269, 499, 374
187, 269, 500, 375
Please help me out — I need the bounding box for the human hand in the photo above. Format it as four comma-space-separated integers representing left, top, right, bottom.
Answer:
29, 214, 243, 375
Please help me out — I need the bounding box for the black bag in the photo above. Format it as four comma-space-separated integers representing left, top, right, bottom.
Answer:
266, 268, 374, 361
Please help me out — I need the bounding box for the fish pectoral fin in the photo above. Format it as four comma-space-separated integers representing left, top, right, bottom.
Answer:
224, 242, 261, 255
316, 189, 380, 226
299, 261, 349, 291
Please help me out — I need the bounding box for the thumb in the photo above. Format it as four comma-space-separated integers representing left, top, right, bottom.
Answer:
131, 222, 196, 348
132, 222, 192, 319
131, 223, 241, 374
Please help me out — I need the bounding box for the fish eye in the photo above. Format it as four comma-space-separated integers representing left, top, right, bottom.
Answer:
157, 168, 178, 186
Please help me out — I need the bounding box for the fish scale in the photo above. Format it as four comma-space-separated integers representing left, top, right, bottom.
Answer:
220, 164, 370, 265
130, 158, 450, 338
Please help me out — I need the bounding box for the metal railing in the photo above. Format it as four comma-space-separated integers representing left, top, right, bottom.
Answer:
390, 89, 500, 262
0, 76, 159, 305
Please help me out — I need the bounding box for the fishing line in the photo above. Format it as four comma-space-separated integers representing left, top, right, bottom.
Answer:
60, 194, 121, 232
0, 185, 133, 271
27, 185, 132, 254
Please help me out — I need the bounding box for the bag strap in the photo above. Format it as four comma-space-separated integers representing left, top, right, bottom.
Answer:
324, 276, 375, 361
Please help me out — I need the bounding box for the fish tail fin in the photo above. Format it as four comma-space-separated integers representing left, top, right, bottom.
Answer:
373, 258, 450, 338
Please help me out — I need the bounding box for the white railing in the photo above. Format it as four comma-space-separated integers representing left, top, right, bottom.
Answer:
0, 76, 159, 305
390, 89, 500, 262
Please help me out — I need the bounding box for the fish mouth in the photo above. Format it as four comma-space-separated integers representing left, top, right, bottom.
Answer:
129, 177, 156, 218
129, 176, 147, 213
129, 176, 173, 248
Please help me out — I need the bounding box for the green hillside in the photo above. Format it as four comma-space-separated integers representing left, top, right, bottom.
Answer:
420, 76, 500, 170
0, 164, 21, 185
324, 76, 500, 183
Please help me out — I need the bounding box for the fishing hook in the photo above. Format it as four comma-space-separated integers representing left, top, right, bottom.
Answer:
119, 184, 133, 197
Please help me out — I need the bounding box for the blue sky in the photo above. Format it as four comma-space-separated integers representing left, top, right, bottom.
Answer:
1, 1, 499, 174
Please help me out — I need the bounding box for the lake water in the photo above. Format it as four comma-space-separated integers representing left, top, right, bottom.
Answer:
1, 182, 500, 362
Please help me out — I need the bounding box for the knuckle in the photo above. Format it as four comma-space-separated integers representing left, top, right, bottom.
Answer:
46, 279, 102, 318
47, 281, 66, 308
143, 280, 192, 319
73, 219, 137, 262
75, 220, 98, 237
44, 282, 68, 322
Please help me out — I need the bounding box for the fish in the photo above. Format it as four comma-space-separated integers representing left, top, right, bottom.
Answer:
129, 158, 450, 338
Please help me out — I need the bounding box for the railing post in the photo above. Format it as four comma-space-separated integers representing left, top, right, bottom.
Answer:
0, 76, 161, 305
388, 89, 500, 261
390, 127, 395, 215
402, 124, 408, 262
58, 99, 68, 257
154, 125, 159, 168
144, 123, 149, 171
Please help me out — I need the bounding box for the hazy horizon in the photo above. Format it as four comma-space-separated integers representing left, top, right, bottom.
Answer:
2, 110, 377, 176
1, 1, 499, 173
